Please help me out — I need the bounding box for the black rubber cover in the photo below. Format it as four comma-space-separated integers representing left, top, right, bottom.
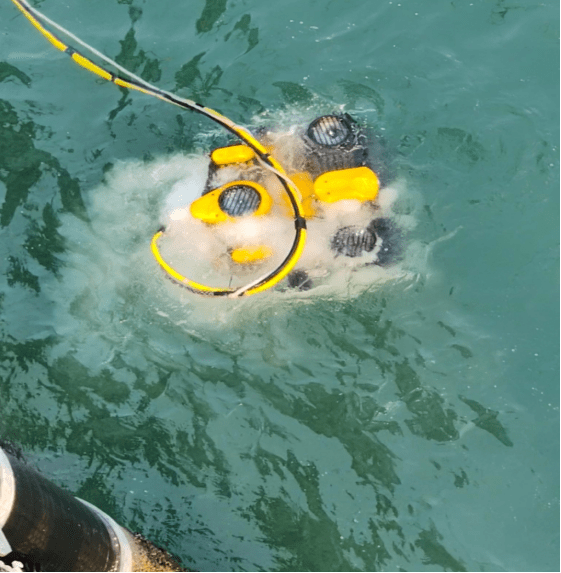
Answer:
2, 453, 118, 572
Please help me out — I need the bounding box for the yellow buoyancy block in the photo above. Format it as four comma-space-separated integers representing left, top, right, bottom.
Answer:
230, 245, 274, 264
210, 144, 256, 166
314, 166, 380, 203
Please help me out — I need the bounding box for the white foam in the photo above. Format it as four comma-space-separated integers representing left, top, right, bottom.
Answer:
47, 121, 426, 335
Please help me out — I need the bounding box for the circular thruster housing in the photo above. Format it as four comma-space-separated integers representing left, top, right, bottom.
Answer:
330, 226, 376, 258
218, 184, 262, 217
307, 115, 356, 148
304, 114, 368, 176
190, 180, 272, 224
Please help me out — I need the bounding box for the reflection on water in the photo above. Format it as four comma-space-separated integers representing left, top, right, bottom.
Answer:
0, 89, 528, 570
0, 98, 86, 230
0, 206, 515, 571
1, 0, 558, 571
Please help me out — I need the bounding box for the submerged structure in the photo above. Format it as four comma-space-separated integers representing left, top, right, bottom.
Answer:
156, 113, 401, 294
10, 0, 402, 299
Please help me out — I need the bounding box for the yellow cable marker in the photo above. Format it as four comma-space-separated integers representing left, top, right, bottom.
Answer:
71, 53, 113, 81
17, 5, 68, 52
10, 0, 307, 298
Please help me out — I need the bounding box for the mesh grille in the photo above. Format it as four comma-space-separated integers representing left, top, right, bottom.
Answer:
219, 185, 261, 217
331, 226, 376, 257
307, 115, 354, 147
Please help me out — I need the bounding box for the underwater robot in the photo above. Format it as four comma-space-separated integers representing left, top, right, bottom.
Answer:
157, 113, 401, 293
11, 0, 402, 298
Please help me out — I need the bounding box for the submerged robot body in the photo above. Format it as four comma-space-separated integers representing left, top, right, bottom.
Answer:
9, 0, 404, 297
161, 114, 402, 293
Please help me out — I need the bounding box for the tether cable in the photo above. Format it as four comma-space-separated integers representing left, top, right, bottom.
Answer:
10, 0, 306, 297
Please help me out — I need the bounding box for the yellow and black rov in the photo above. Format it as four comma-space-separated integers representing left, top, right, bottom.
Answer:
10, 0, 400, 298
156, 113, 400, 294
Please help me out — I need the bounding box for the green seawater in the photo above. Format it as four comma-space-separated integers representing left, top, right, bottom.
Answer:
0, 0, 559, 571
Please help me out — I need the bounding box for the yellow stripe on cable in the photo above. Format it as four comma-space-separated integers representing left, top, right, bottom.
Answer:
14, 1, 68, 53
9, 0, 307, 297
71, 52, 113, 81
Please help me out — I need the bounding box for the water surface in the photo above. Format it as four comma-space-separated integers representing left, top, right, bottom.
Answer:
0, 0, 558, 571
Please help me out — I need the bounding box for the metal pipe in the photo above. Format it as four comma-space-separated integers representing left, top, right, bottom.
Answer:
0, 447, 132, 572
